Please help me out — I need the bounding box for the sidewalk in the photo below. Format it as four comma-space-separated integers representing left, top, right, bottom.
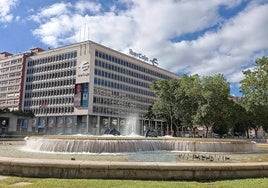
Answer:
0, 175, 8, 180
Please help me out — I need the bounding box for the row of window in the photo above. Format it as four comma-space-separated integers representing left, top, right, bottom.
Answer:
25, 71, 76, 83
0, 85, 20, 92
0, 65, 22, 73
24, 97, 74, 107
0, 92, 19, 99
0, 72, 21, 80
94, 77, 154, 97
30, 106, 74, 115
26, 60, 77, 75
94, 68, 150, 88
93, 87, 155, 104
25, 79, 75, 90
27, 51, 77, 67
0, 78, 20, 86
95, 59, 156, 83
24, 88, 74, 99
93, 105, 145, 116
95, 50, 171, 80
0, 58, 22, 67
93, 96, 149, 111
0, 99, 19, 105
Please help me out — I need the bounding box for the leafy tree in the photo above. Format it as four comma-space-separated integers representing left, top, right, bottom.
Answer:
150, 74, 234, 137
0, 108, 11, 114
174, 74, 202, 137
231, 102, 252, 138
194, 74, 231, 137
212, 120, 229, 137
144, 105, 155, 120
212, 99, 235, 137
12, 109, 35, 118
240, 56, 268, 134
150, 79, 181, 135
0, 108, 35, 118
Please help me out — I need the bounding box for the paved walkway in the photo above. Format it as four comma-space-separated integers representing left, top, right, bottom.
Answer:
0, 175, 8, 180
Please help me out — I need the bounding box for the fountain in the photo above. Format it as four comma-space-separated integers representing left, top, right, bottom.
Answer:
0, 116, 266, 180
24, 135, 257, 153
23, 113, 257, 153
0, 134, 267, 180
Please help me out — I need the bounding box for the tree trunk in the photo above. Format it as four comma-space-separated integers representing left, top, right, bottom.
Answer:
205, 126, 209, 138
254, 127, 258, 139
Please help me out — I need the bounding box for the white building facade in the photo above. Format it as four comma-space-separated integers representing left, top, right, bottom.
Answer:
20, 41, 179, 135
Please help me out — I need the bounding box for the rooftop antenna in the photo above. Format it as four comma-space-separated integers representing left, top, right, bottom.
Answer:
79, 27, 82, 42
83, 22, 86, 41
79, 22, 90, 42
87, 25, 90, 41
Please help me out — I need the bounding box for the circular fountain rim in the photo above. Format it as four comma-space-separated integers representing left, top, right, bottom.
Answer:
27, 135, 256, 144
24, 135, 258, 154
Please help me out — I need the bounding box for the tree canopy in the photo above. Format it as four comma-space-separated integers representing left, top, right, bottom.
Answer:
150, 79, 181, 134
150, 74, 233, 137
194, 74, 232, 137
0, 108, 35, 118
149, 57, 267, 138
240, 56, 268, 132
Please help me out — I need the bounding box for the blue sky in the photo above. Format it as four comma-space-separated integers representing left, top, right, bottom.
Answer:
1, 0, 268, 97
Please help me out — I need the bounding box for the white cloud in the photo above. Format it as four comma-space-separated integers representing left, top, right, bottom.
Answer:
74, 0, 101, 14
30, 3, 71, 23
0, 0, 18, 23
186, 2, 268, 81
15, 16, 20, 22
227, 70, 245, 83
29, 0, 268, 90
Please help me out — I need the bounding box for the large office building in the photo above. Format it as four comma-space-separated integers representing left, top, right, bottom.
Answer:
1, 40, 179, 135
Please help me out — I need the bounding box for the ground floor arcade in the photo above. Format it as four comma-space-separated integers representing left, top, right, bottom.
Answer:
1, 114, 169, 137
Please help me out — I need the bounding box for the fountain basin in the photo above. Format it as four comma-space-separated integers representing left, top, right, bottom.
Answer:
24, 136, 257, 153
0, 138, 267, 180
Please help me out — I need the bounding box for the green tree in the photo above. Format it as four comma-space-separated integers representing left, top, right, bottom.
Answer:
144, 105, 155, 120
212, 99, 235, 137
231, 102, 252, 138
194, 74, 231, 137
0, 108, 35, 118
11, 109, 35, 118
0, 108, 11, 114
174, 74, 202, 137
150, 79, 181, 135
240, 56, 268, 134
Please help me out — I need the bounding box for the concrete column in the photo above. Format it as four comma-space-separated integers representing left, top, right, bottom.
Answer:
161, 122, 164, 136
96, 115, 100, 135
86, 115, 89, 133
108, 117, 111, 128
117, 117, 120, 131
141, 119, 144, 135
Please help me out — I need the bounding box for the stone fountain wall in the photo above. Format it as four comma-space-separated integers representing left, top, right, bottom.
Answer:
0, 157, 268, 180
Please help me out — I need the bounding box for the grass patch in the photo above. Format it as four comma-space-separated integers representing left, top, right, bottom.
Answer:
0, 177, 268, 188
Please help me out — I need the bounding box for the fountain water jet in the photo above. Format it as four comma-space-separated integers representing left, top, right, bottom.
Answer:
120, 114, 140, 136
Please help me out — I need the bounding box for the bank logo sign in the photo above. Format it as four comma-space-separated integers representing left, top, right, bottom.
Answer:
80, 61, 90, 71
78, 61, 90, 77
129, 49, 159, 66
